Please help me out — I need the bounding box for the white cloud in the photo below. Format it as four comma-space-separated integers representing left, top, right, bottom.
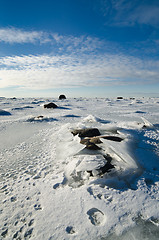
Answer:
0, 27, 49, 44
0, 27, 106, 57
0, 53, 159, 90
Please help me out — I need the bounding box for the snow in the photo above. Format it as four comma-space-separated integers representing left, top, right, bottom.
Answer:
0, 97, 159, 239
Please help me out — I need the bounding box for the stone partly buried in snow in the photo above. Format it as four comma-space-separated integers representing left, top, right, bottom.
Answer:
44, 102, 58, 109
101, 136, 123, 142
81, 137, 103, 145
71, 128, 101, 138
71, 128, 123, 150
85, 142, 101, 150
80, 138, 102, 150
59, 94, 66, 100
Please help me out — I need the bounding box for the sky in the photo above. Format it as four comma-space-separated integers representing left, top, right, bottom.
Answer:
0, 0, 159, 98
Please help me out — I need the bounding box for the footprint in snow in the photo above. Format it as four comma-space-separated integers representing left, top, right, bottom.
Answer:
87, 208, 106, 226
66, 226, 76, 234
34, 204, 42, 210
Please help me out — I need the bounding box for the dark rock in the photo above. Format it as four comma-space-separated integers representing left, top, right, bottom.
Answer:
117, 97, 123, 99
80, 137, 102, 144
90, 137, 103, 144
59, 94, 66, 100
80, 138, 90, 145
101, 136, 123, 142
85, 142, 101, 150
80, 138, 102, 150
44, 102, 58, 109
71, 128, 101, 138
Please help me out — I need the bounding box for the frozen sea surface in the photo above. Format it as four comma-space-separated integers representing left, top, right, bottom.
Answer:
0, 97, 159, 239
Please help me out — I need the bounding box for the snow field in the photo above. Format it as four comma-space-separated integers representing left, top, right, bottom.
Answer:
0, 97, 159, 239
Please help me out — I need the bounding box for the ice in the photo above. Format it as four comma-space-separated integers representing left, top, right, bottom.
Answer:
0, 97, 159, 239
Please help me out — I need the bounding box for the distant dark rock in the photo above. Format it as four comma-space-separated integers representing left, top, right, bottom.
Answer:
117, 97, 123, 100
59, 94, 66, 100
71, 128, 101, 138
44, 102, 58, 109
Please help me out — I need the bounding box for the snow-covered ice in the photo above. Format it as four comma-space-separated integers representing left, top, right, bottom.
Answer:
0, 97, 159, 239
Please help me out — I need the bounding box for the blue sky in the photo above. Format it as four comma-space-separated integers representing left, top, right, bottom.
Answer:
0, 0, 159, 98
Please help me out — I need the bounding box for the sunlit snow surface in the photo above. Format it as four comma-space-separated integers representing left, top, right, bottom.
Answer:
0, 97, 159, 239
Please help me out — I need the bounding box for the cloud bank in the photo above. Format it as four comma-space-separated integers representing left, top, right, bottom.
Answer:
0, 27, 158, 92
0, 53, 158, 90
0, 27, 105, 53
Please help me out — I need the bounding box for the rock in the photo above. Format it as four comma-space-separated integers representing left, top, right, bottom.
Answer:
71, 128, 101, 138
44, 102, 58, 109
85, 142, 101, 150
117, 97, 123, 99
80, 138, 102, 150
101, 136, 123, 142
90, 137, 103, 144
80, 137, 102, 144
59, 94, 66, 100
